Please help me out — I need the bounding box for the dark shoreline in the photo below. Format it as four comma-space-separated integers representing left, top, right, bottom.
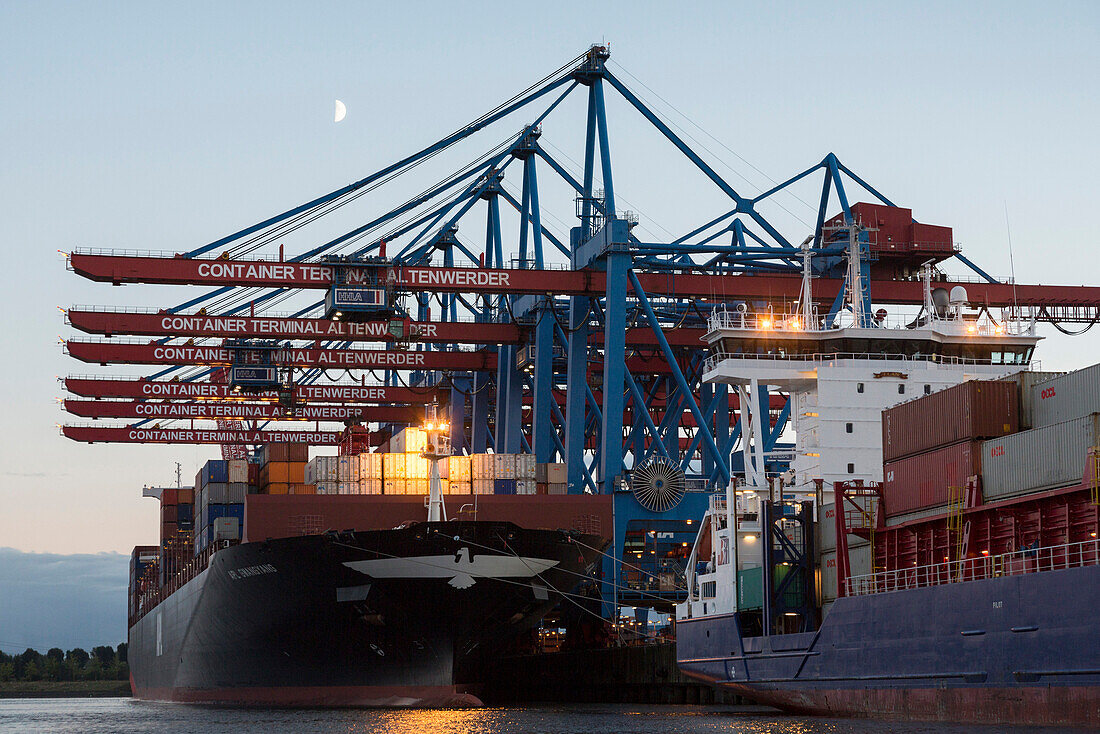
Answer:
0, 681, 131, 698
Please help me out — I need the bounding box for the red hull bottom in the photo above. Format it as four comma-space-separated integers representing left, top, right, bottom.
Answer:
132, 683, 484, 708
719, 681, 1100, 727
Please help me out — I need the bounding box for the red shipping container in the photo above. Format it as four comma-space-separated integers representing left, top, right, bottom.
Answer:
883, 441, 981, 517
882, 380, 1018, 462
178, 487, 194, 504
248, 462, 260, 486
161, 504, 178, 523
160, 487, 179, 506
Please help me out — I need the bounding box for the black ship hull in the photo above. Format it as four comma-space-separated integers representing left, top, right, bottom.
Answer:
129, 522, 604, 706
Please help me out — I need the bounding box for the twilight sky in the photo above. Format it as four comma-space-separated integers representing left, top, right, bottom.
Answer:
1, 0, 1098, 559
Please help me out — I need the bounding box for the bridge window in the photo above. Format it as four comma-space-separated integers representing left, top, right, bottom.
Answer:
846, 422, 853, 433
898, 384, 905, 395
924, 384, 931, 395
848, 463, 855, 474
857, 383, 864, 394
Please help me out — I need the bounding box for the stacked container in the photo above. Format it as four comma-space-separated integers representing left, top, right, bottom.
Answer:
536, 462, 568, 494
449, 455, 472, 494
881, 380, 1018, 519
1026, 363, 1100, 429
981, 413, 1100, 501
358, 452, 383, 495
195, 459, 245, 554
258, 443, 309, 495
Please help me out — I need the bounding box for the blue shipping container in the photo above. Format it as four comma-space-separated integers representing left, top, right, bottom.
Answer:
494, 479, 516, 495
177, 503, 194, 524
200, 460, 229, 486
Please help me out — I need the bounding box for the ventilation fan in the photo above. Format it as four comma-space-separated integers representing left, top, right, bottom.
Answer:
631, 457, 687, 512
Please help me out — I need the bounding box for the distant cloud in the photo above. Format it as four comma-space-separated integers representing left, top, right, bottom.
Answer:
0, 548, 128, 653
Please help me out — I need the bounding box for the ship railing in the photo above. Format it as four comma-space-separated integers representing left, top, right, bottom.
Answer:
845, 538, 1100, 597
131, 542, 228, 626
703, 350, 1009, 374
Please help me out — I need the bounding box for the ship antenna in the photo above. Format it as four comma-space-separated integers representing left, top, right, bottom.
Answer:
1004, 200, 1022, 331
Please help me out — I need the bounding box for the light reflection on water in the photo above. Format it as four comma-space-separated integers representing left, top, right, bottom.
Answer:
0, 699, 1081, 734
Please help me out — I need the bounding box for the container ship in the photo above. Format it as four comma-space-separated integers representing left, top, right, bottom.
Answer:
675, 273, 1100, 727
128, 421, 610, 706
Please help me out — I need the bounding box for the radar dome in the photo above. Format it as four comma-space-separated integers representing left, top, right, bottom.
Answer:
931, 287, 950, 317
949, 285, 969, 305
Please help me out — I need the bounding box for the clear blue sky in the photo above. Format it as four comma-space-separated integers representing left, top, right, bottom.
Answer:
1, 0, 1098, 556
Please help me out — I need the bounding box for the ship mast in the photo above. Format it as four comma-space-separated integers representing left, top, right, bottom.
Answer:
422, 404, 450, 522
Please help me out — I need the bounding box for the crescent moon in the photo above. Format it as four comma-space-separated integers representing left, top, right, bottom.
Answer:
334, 100, 347, 123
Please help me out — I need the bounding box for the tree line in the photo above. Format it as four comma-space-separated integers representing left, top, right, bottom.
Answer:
0, 645, 128, 682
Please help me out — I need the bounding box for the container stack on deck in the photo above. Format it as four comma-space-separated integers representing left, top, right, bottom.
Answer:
159, 487, 193, 583
871, 365, 1100, 575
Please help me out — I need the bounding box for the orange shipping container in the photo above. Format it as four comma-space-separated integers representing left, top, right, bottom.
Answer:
265, 483, 291, 495
260, 461, 306, 486
289, 483, 316, 495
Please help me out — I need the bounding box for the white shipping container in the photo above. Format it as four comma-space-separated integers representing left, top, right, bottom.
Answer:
1030, 363, 1100, 429
820, 545, 872, 601
981, 413, 1100, 500
383, 479, 406, 495
407, 478, 429, 496
515, 454, 536, 480
336, 456, 360, 482
450, 456, 472, 482
305, 456, 338, 484
516, 479, 537, 495
817, 503, 837, 551
407, 455, 429, 480
494, 453, 517, 479
473, 479, 494, 495
392, 427, 427, 454
228, 459, 249, 484
472, 454, 494, 481
449, 480, 472, 495
337, 482, 359, 495
361, 479, 383, 495
383, 452, 406, 480
357, 452, 383, 481
315, 481, 339, 495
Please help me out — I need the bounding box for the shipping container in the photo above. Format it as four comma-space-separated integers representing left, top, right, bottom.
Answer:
360, 479, 383, 495
289, 483, 316, 495
315, 481, 339, 496
882, 441, 981, 517
228, 459, 249, 484
494, 478, 517, 495
391, 427, 427, 454
177, 503, 193, 525
305, 456, 335, 484
882, 380, 1018, 462
406, 455, 429, 480
999, 370, 1064, 429
358, 452, 383, 481
261, 461, 306, 486
473, 479, 494, 495
548, 483, 568, 495
449, 480, 472, 495
817, 503, 837, 551
515, 454, 536, 480
516, 479, 537, 495
450, 456, 472, 482
981, 413, 1100, 501
536, 463, 567, 484
161, 487, 179, 506
407, 479, 429, 496
383, 452, 407, 480
258, 442, 309, 465
202, 482, 229, 505
494, 454, 517, 479
336, 456, 360, 482
228, 483, 248, 503
382, 479, 405, 495
265, 483, 290, 495
199, 460, 229, 486
1029, 363, 1100, 429
820, 545, 872, 601
178, 487, 194, 504
161, 504, 178, 523
337, 482, 359, 495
